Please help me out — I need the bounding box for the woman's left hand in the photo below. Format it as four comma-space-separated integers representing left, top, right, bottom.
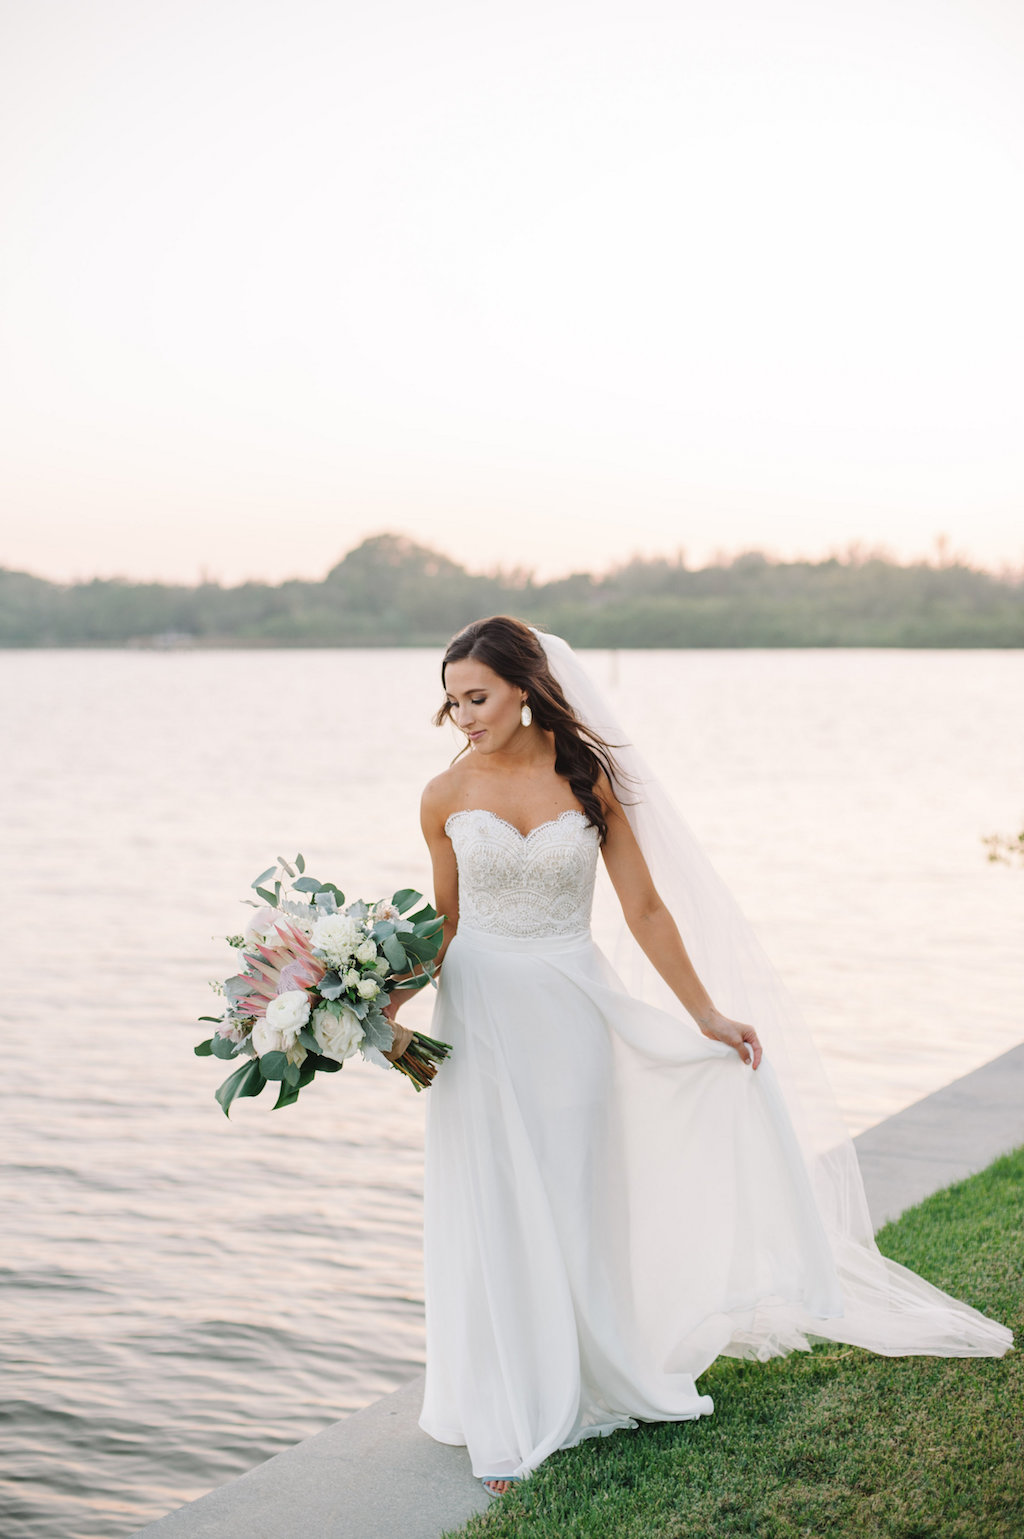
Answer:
696, 1009, 762, 1070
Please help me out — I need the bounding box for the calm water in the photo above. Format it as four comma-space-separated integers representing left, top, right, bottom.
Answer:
2, 648, 1022, 1538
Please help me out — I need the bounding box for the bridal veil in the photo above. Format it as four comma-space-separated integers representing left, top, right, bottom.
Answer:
534, 629, 1011, 1360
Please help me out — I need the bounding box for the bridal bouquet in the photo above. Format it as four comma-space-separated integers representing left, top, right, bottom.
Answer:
196, 854, 451, 1115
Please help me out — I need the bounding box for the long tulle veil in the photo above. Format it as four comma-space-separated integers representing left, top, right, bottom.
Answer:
535, 629, 1011, 1357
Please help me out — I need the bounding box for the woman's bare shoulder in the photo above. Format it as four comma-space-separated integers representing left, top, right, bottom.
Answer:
421, 763, 470, 829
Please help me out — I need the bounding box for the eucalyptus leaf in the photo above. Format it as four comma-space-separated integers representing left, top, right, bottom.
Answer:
277, 856, 296, 877
197, 1014, 223, 1023
273, 1079, 300, 1110
295, 852, 305, 873
211, 1034, 241, 1059
297, 1027, 320, 1052
283, 1061, 301, 1087
194, 1038, 214, 1056
297, 1057, 318, 1087
259, 1050, 289, 1081
391, 888, 422, 913
255, 886, 279, 906
251, 865, 277, 890
292, 876, 322, 893
408, 903, 438, 924
315, 1057, 343, 1073
382, 934, 408, 970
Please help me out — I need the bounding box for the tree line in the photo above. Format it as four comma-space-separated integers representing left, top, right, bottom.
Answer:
2, 532, 1022, 647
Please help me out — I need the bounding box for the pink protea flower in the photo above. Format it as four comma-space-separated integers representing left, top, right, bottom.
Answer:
235, 916, 325, 1017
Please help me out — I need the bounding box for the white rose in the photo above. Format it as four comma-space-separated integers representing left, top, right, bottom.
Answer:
264, 989, 311, 1040
251, 1018, 286, 1056
312, 1004, 365, 1062
357, 977, 380, 999
343, 967, 361, 987
355, 938, 378, 964
311, 913, 363, 966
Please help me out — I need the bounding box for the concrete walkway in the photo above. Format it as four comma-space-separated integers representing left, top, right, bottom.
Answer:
133, 1042, 1024, 1539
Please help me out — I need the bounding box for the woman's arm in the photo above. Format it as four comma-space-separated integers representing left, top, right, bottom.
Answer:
381, 778, 460, 1061
597, 774, 762, 1070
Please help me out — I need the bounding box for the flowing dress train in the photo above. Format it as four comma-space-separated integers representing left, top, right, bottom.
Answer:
417, 807, 1011, 1481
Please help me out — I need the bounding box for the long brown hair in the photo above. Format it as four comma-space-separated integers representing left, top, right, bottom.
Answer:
434, 616, 625, 844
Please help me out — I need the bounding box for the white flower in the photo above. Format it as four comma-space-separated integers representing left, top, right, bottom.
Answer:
372, 901, 401, 923
343, 967, 361, 987
311, 913, 364, 966
355, 938, 378, 965
252, 1005, 308, 1066
312, 1004, 365, 1062
357, 977, 380, 999
265, 989, 311, 1038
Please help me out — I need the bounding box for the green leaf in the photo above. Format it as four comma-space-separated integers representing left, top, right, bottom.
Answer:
283, 1061, 301, 1087
318, 882, 345, 904
259, 1050, 289, 1080
408, 903, 437, 924
198, 1014, 224, 1023
372, 919, 396, 940
391, 888, 422, 913
255, 886, 279, 906
297, 1027, 319, 1052
382, 933, 408, 970
295, 853, 306, 873
211, 1034, 241, 1059
215, 1059, 265, 1117
251, 865, 277, 889
273, 1079, 301, 1110
292, 876, 322, 893
277, 856, 296, 877
315, 1057, 343, 1073
194, 1038, 214, 1056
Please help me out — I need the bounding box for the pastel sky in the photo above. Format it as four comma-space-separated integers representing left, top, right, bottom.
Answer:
1, 0, 1022, 584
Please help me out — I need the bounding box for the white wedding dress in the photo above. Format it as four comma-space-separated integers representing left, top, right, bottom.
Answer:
417, 805, 1012, 1482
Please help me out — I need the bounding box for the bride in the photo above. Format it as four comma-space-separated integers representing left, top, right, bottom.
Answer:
382, 615, 1012, 1499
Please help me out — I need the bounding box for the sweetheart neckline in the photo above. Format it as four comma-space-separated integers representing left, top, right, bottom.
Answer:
444, 807, 591, 841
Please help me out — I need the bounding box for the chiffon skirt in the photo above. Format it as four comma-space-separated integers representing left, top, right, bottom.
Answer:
418, 924, 1011, 1480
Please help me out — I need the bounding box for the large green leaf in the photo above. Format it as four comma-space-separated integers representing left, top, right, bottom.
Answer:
273, 1079, 301, 1110
194, 1038, 214, 1056
259, 1050, 289, 1080
211, 1034, 241, 1059
215, 1059, 265, 1117
391, 888, 422, 913
283, 1061, 301, 1087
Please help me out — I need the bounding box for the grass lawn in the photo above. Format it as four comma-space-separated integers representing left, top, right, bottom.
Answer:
442, 1146, 1023, 1539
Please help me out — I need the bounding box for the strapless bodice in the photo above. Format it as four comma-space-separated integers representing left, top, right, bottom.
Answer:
445, 808, 599, 939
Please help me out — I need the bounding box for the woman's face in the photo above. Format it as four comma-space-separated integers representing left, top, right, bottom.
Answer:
443, 658, 525, 754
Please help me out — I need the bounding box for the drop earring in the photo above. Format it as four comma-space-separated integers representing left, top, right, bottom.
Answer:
520, 700, 533, 727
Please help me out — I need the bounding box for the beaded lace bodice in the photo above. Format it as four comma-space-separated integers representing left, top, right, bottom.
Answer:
445, 808, 599, 938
